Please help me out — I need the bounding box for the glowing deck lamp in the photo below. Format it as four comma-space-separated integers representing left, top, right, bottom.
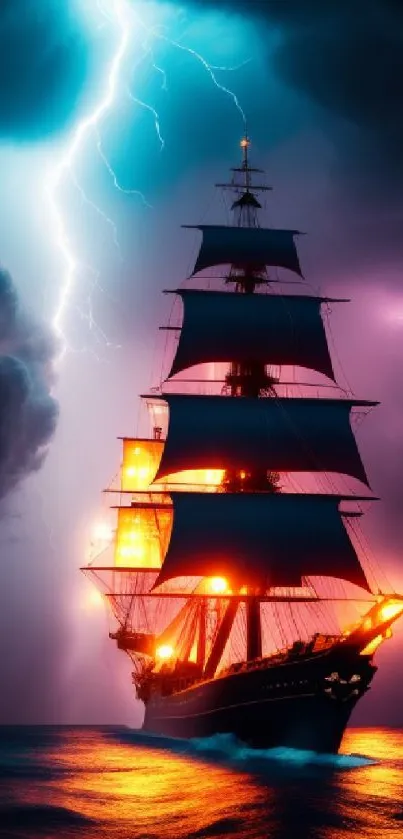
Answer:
361, 630, 392, 657
156, 644, 174, 660
209, 577, 229, 594
378, 601, 403, 623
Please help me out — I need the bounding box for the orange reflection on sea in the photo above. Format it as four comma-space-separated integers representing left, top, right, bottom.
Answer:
36, 728, 267, 838
335, 728, 403, 838
4, 726, 403, 839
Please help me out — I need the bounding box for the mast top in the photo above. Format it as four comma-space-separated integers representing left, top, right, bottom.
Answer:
215, 134, 272, 200
240, 134, 250, 168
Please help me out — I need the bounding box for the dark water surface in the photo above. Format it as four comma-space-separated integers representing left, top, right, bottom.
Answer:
0, 726, 402, 838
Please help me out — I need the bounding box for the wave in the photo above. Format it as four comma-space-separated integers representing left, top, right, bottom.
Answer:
189, 733, 376, 768
0, 804, 94, 832
114, 728, 376, 771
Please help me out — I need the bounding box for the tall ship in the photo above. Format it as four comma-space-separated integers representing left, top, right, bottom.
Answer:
83, 136, 403, 753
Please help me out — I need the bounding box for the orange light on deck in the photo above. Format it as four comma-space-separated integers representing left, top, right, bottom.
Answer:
378, 601, 403, 623
209, 577, 228, 594
240, 137, 250, 148
360, 628, 393, 657
156, 644, 174, 660
344, 598, 403, 647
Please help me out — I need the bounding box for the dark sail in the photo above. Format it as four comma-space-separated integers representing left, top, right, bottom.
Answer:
150, 394, 376, 485
183, 225, 302, 276
153, 492, 370, 591
166, 290, 341, 380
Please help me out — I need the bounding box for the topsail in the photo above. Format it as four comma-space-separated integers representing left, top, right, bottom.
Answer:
166, 290, 340, 380
184, 225, 302, 277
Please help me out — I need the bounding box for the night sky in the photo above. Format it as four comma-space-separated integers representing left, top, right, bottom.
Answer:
0, 0, 403, 726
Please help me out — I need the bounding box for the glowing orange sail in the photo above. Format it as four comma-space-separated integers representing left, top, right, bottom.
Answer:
121, 437, 223, 492
121, 439, 164, 491
114, 505, 172, 568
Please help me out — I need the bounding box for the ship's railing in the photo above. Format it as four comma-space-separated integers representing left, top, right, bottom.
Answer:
218, 634, 340, 678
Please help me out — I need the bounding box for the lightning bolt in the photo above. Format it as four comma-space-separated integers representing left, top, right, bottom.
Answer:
47, 0, 248, 360
150, 31, 247, 125
47, 0, 136, 358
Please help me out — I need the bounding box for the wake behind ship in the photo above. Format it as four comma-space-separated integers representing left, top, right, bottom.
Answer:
83, 136, 403, 753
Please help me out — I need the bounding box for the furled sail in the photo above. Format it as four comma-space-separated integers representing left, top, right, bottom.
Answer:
183, 225, 302, 276
153, 492, 370, 591
151, 395, 376, 485
166, 290, 340, 380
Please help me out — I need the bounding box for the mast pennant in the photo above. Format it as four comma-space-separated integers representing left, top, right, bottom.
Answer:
166, 290, 340, 380
150, 394, 376, 485
184, 225, 302, 276
153, 492, 370, 591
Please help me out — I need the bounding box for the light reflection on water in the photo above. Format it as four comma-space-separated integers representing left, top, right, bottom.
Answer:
0, 727, 402, 838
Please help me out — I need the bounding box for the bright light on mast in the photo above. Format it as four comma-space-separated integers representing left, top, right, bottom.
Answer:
156, 644, 174, 660
209, 577, 228, 594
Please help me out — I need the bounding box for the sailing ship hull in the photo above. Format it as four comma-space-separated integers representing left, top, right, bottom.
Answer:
142, 647, 376, 753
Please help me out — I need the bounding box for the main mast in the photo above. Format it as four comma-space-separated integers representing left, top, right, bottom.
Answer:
222, 137, 279, 456
218, 136, 275, 661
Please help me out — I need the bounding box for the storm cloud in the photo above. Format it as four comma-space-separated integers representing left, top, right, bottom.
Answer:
189, 0, 403, 196
0, 267, 58, 500
0, 0, 88, 140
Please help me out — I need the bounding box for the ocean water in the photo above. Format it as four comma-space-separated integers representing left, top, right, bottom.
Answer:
0, 727, 402, 839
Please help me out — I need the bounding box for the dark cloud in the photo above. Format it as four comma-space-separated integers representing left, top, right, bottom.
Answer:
0, 268, 58, 500
0, 0, 88, 140
188, 0, 403, 194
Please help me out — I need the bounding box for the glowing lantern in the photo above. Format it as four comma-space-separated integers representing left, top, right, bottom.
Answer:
209, 577, 229, 594
156, 644, 174, 660
378, 601, 403, 623
360, 629, 392, 657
